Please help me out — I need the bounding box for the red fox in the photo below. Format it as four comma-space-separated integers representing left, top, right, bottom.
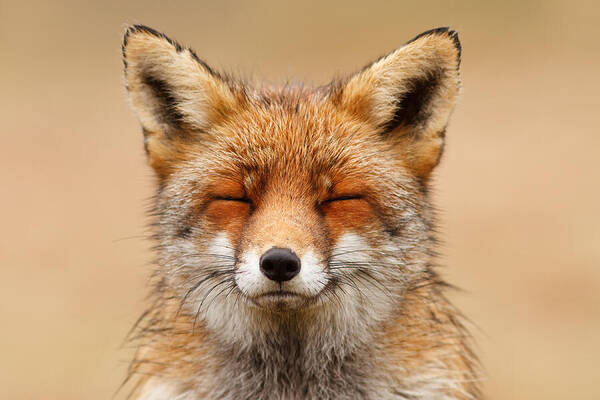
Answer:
122, 25, 481, 400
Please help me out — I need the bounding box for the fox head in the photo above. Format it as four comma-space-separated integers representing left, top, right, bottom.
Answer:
123, 25, 461, 345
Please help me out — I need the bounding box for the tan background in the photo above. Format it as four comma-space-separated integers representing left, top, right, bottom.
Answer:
1, 0, 599, 398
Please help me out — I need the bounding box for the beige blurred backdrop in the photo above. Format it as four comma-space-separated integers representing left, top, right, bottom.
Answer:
1, 0, 599, 399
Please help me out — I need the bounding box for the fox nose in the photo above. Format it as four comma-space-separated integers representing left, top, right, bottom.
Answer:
259, 248, 301, 282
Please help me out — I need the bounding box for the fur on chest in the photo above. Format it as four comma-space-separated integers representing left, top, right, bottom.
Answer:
135, 340, 466, 400
137, 338, 394, 400
208, 342, 377, 400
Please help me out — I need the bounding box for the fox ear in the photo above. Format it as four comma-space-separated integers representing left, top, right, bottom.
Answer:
333, 28, 461, 178
122, 25, 238, 175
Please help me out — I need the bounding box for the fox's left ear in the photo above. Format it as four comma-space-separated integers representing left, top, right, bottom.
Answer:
333, 28, 461, 178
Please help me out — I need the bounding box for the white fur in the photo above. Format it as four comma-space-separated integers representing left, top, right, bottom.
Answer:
327, 233, 399, 325
152, 228, 470, 399
294, 249, 327, 295
137, 380, 191, 400
235, 247, 327, 298
332, 233, 370, 262
234, 249, 271, 296
204, 232, 402, 346
208, 232, 233, 257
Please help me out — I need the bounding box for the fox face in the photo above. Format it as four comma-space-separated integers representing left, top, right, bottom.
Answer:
123, 26, 461, 346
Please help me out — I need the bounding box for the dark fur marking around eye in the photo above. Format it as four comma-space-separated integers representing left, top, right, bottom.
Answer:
142, 74, 184, 130
382, 70, 442, 134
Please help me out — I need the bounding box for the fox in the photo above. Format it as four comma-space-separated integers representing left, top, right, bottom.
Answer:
121, 24, 481, 400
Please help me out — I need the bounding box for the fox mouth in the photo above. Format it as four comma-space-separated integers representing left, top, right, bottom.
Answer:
256, 290, 303, 299
249, 290, 316, 310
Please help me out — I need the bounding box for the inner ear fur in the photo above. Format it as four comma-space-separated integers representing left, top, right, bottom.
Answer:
333, 27, 461, 178
122, 25, 240, 176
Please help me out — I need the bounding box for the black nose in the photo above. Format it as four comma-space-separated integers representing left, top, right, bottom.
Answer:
259, 247, 301, 282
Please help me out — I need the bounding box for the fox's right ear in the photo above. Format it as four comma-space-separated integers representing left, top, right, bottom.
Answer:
122, 25, 238, 176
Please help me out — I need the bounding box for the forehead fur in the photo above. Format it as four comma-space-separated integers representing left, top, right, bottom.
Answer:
173, 85, 409, 196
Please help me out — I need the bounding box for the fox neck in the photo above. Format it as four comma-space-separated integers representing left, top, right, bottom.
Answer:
130, 285, 479, 400
194, 298, 393, 399
207, 326, 378, 400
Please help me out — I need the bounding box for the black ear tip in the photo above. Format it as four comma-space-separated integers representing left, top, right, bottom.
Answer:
444, 29, 462, 60
124, 24, 166, 42
122, 24, 183, 53
406, 27, 461, 63
123, 25, 149, 49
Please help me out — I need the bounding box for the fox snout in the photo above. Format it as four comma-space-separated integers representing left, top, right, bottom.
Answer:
234, 240, 328, 309
228, 186, 333, 308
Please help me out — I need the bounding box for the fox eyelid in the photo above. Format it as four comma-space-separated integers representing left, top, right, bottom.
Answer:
214, 196, 252, 204
321, 195, 363, 204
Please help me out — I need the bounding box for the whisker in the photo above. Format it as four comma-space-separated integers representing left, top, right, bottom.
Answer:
194, 279, 232, 331
176, 270, 234, 317
204, 280, 237, 316
324, 247, 401, 262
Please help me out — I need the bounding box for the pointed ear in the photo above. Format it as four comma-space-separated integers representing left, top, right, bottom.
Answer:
122, 25, 239, 176
333, 28, 461, 178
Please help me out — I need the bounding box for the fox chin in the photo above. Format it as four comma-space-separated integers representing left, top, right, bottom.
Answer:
121, 24, 481, 400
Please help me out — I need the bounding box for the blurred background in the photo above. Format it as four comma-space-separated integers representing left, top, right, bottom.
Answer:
1, 0, 599, 398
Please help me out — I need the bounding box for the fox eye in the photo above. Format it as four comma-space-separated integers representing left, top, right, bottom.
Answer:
321, 195, 362, 205
214, 196, 252, 204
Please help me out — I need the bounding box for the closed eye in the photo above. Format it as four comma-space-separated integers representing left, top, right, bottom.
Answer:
321, 195, 362, 205
214, 196, 252, 204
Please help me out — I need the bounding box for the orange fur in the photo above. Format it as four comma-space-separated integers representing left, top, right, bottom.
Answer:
121, 25, 480, 400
